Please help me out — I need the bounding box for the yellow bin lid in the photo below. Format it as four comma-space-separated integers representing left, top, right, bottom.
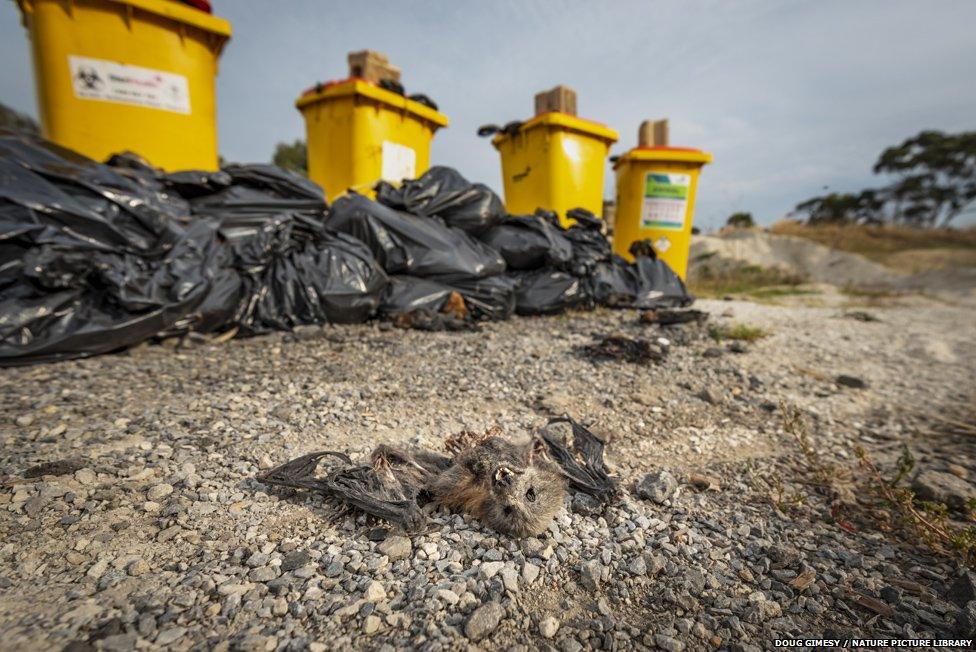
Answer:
492, 112, 619, 150
17, 0, 232, 42
614, 146, 713, 168
296, 79, 449, 130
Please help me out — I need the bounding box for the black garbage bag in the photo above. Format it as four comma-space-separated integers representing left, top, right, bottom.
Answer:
1, 131, 186, 254
103, 151, 192, 221
444, 274, 516, 321
585, 255, 638, 307
1, 131, 390, 365
192, 182, 326, 224
562, 208, 612, 275
407, 93, 438, 111
249, 231, 387, 330
189, 162, 331, 252
214, 212, 387, 334
379, 275, 454, 316
375, 166, 504, 235
222, 164, 327, 205
513, 269, 586, 316
163, 169, 233, 199
0, 220, 223, 366
156, 161, 381, 331
629, 240, 693, 308
328, 193, 505, 281
479, 210, 573, 271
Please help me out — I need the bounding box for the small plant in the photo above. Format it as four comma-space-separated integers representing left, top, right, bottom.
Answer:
855, 447, 976, 566
780, 404, 976, 567
709, 323, 768, 342
744, 460, 805, 514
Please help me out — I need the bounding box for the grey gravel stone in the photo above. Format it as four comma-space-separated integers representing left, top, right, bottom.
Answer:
249, 565, 279, 582
363, 580, 386, 602
280, 550, 310, 572
127, 558, 150, 577
480, 561, 505, 579
1, 288, 969, 651
522, 562, 540, 584
913, 471, 976, 511
636, 470, 677, 504
539, 616, 560, 638
655, 633, 685, 652
581, 559, 603, 592
377, 536, 412, 560
571, 492, 601, 516
155, 627, 186, 646
627, 556, 647, 576
465, 602, 505, 641
955, 600, 976, 636
836, 374, 867, 389
147, 483, 174, 501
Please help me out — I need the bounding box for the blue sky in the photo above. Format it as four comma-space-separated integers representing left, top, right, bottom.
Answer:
3, 0, 975, 230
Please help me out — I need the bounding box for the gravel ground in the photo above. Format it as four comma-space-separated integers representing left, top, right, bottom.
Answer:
1, 292, 975, 651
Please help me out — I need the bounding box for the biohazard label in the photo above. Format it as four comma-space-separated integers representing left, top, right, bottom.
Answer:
654, 236, 672, 253
69, 56, 191, 114
641, 172, 690, 230
381, 141, 417, 183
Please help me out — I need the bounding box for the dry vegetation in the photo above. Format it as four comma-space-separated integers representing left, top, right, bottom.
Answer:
687, 262, 809, 299
769, 220, 976, 267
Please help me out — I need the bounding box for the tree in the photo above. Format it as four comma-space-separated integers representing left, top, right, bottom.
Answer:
0, 102, 40, 134
794, 191, 884, 225
793, 129, 976, 227
272, 139, 307, 176
873, 130, 976, 226
726, 212, 755, 228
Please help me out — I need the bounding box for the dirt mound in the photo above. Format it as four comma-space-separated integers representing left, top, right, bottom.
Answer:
689, 230, 901, 287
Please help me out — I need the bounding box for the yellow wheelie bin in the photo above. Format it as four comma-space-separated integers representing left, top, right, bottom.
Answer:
296, 79, 449, 201
16, 0, 232, 171
492, 112, 618, 226
612, 146, 712, 279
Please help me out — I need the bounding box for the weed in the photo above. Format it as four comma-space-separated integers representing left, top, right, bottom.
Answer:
744, 460, 805, 515
709, 323, 768, 342
748, 287, 821, 300
840, 284, 903, 299
780, 405, 976, 566
689, 263, 806, 298
854, 447, 976, 564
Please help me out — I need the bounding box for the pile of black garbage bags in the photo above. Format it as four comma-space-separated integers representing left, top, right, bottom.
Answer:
0, 130, 691, 365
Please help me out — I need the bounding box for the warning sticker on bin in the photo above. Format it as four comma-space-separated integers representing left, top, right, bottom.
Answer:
381, 141, 417, 183
69, 56, 191, 114
641, 172, 690, 230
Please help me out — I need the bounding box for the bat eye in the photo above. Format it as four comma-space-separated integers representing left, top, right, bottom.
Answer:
525, 487, 537, 503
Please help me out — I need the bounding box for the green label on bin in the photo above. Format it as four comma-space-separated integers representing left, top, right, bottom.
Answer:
641, 172, 691, 230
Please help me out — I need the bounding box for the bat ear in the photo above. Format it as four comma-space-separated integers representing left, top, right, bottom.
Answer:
528, 437, 548, 464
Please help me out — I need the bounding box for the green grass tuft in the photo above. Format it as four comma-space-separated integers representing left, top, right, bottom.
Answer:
709, 323, 769, 342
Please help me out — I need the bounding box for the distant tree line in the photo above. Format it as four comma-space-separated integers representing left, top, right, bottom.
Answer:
793, 130, 976, 227
272, 139, 307, 176
725, 212, 755, 228
0, 102, 40, 135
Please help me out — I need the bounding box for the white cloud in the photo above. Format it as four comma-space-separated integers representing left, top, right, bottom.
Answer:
1, 0, 973, 227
